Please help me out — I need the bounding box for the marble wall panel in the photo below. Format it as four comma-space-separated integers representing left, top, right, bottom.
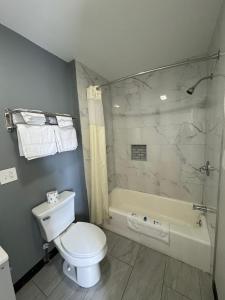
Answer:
111, 61, 208, 203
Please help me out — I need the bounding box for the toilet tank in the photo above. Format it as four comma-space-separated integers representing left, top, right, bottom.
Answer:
32, 191, 75, 242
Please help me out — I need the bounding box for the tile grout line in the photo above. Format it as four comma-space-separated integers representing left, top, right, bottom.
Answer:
164, 260, 200, 300
198, 270, 203, 300
159, 256, 168, 300
163, 283, 194, 300
31, 258, 65, 298
44, 275, 66, 298
120, 245, 142, 300
108, 252, 136, 267
120, 266, 133, 300
31, 279, 48, 298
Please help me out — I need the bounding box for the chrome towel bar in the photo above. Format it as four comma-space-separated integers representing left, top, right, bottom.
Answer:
4, 108, 79, 132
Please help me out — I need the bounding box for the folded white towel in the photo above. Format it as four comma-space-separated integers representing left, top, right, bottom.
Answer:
54, 126, 78, 152
17, 124, 57, 160
56, 116, 73, 128
21, 112, 46, 125
12, 113, 25, 124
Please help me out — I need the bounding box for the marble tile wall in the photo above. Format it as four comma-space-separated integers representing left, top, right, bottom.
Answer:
111, 62, 208, 203
75, 61, 115, 205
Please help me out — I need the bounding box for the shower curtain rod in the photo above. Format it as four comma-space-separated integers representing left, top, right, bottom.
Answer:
97, 50, 223, 89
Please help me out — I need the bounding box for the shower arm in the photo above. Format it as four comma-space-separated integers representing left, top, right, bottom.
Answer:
192, 73, 214, 89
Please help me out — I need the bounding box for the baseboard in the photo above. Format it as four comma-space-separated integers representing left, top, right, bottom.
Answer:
213, 280, 218, 300
14, 247, 58, 293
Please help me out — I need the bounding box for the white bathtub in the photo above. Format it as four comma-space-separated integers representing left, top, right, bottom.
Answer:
103, 188, 211, 272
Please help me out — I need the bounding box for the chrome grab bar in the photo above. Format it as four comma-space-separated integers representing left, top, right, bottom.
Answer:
193, 204, 217, 214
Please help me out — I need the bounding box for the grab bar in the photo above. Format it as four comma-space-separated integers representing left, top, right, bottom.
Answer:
193, 204, 217, 214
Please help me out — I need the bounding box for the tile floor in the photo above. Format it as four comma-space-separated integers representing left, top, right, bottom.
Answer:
16, 230, 214, 300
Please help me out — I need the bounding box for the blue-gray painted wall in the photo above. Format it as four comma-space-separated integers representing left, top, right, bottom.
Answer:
0, 24, 89, 282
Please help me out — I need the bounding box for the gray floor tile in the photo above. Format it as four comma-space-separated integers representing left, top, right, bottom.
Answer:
84, 255, 132, 300
47, 276, 87, 300
164, 257, 201, 300
199, 271, 214, 300
110, 234, 140, 266
32, 254, 64, 296
122, 246, 167, 300
161, 285, 189, 300
16, 281, 46, 300
104, 229, 120, 253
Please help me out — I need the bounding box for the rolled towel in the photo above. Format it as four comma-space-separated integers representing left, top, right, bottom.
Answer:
54, 126, 78, 152
17, 124, 57, 160
56, 116, 73, 127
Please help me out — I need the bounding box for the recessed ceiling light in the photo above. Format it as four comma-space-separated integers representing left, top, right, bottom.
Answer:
113, 104, 120, 108
160, 95, 167, 101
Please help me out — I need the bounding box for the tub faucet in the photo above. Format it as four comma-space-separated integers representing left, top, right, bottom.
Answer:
193, 204, 217, 214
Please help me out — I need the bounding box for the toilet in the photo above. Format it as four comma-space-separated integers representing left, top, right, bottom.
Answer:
32, 191, 107, 288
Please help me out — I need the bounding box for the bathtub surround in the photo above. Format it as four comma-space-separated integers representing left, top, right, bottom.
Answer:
0, 24, 88, 282
111, 62, 207, 203
75, 62, 115, 204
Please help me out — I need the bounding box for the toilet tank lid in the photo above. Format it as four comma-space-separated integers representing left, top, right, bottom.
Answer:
0, 247, 9, 265
32, 191, 75, 219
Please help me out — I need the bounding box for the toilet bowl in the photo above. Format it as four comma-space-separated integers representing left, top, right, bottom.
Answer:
54, 222, 107, 288
32, 191, 107, 288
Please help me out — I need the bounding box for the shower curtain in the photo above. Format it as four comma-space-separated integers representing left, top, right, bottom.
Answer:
87, 85, 109, 225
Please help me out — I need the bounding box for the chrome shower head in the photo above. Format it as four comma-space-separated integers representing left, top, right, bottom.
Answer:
186, 73, 213, 95
186, 87, 195, 95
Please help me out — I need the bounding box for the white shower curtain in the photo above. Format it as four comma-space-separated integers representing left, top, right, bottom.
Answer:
87, 86, 109, 225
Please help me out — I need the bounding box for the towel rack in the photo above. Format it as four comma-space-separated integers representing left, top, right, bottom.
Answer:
4, 108, 79, 132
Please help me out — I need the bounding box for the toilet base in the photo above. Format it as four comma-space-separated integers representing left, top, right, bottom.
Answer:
63, 260, 101, 288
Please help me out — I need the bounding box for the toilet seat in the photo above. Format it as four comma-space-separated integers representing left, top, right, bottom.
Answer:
60, 222, 106, 259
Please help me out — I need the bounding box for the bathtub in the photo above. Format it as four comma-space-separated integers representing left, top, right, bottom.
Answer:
103, 188, 211, 272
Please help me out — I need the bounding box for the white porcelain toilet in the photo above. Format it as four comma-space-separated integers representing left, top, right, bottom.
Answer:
32, 191, 107, 288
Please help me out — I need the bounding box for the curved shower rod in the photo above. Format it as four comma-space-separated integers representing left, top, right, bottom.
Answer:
97, 50, 224, 89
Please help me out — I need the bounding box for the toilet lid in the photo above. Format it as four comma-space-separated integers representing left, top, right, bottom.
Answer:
61, 222, 106, 258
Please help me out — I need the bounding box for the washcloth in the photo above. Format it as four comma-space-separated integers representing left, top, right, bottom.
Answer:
56, 116, 73, 127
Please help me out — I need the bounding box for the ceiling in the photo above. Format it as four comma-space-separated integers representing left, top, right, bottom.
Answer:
0, 0, 223, 80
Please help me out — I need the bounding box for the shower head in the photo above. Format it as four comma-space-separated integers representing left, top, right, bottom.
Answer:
186, 87, 195, 95
186, 73, 214, 95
